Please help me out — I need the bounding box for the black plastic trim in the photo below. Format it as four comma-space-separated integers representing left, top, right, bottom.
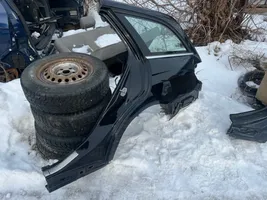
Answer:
227, 107, 267, 143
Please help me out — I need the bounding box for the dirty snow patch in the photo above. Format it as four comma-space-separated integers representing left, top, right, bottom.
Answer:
95, 34, 121, 48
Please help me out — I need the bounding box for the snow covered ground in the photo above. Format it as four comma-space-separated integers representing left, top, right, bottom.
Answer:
1, 39, 267, 200
2, 34, 267, 199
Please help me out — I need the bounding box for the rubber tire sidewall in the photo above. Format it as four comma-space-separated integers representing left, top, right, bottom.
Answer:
21, 52, 109, 114
238, 70, 264, 98
31, 90, 111, 137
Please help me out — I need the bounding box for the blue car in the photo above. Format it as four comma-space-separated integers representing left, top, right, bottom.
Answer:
0, 0, 83, 82
0, 0, 39, 81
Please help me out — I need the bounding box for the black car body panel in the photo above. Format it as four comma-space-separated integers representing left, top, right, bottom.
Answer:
227, 107, 267, 143
0, 0, 39, 71
42, 0, 202, 192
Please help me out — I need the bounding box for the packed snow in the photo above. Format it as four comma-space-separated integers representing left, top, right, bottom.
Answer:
62, 29, 87, 37
246, 81, 260, 89
72, 45, 92, 55
87, 10, 109, 28
95, 34, 122, 48
109, 76, 121, 93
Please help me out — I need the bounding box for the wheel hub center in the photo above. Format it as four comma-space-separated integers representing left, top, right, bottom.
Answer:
54, 63, 79, 76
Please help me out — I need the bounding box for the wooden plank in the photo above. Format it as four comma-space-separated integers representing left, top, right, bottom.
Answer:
256, 72, 267, 105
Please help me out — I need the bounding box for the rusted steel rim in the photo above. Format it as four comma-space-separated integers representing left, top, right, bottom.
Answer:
38, 58, 93, 84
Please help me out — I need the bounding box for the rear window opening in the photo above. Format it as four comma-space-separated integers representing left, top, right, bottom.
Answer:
55, 24, 129, 93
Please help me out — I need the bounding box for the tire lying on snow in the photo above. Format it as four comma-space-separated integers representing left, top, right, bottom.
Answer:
238, 70, 264, 98
31, 90, 111, 137
20, 52, 109, 114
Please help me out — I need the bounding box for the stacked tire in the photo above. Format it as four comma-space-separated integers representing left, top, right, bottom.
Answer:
20, 53, 111, 160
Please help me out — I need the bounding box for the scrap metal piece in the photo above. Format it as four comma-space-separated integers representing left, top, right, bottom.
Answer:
227, 107, 267, 143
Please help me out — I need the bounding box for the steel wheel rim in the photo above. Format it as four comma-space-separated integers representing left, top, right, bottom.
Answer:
38, 58, 93, 84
